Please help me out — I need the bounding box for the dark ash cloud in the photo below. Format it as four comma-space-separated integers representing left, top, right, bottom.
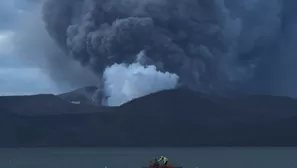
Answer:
41, 0, 297, 97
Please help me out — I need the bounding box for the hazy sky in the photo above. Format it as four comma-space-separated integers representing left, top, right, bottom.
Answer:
0, 0, 60, 95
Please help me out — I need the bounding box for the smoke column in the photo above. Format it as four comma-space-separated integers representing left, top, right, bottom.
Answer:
32, 0, 297, 104
103, 51, 179, 106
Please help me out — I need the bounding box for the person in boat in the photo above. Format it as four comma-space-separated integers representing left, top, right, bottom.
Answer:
152, 158, 160, 167
158, 156, 168, 166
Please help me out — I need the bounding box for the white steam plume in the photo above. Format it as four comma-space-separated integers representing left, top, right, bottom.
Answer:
102, 52, 179, 106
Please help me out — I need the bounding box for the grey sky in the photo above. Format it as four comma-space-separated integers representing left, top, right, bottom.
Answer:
0, 0, 60, 95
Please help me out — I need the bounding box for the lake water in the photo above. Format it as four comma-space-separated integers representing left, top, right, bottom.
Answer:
0, 147, 296, 168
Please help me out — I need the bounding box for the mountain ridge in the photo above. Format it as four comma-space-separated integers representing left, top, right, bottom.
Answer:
0, 88, 297, 147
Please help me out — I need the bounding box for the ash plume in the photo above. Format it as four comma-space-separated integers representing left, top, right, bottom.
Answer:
41, 0, 297, 103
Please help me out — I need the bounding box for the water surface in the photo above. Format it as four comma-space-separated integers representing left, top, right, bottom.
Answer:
0, 147, 296, 168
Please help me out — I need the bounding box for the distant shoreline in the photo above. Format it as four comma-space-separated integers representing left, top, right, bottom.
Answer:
0, 88, 297, 147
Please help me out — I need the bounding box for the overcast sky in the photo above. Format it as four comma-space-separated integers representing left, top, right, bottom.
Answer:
0, 0, 60, 95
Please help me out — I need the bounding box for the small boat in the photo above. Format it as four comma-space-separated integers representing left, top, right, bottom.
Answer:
142, 165, 182, 168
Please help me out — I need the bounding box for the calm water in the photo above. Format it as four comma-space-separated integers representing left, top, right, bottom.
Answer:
0, 147, 296, 168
